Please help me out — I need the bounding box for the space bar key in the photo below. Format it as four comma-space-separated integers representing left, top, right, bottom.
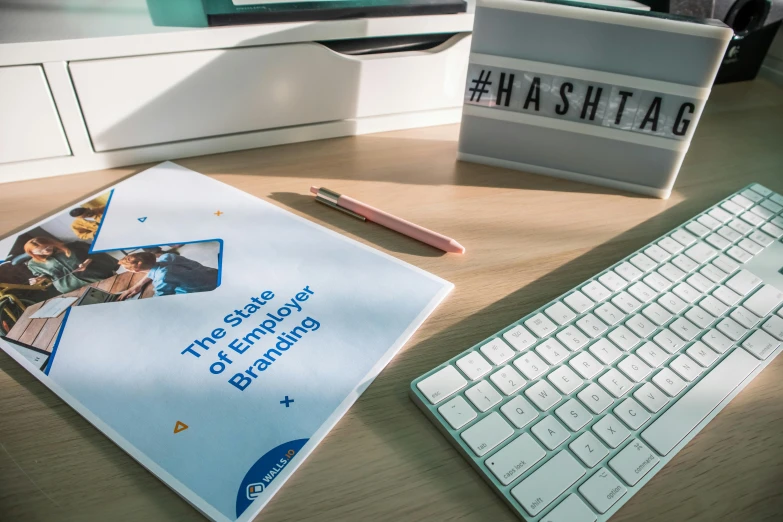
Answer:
641, 348, 760, 456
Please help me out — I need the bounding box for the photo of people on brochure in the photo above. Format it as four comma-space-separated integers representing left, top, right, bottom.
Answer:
0, 191, 221, 366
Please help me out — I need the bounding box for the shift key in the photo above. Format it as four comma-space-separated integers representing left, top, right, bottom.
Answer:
511, 451, 585, 516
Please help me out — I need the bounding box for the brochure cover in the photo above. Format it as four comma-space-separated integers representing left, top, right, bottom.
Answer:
0, 162, 452, 521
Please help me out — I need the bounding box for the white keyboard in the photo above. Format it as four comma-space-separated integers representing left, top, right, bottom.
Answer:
411, 183, 783, 522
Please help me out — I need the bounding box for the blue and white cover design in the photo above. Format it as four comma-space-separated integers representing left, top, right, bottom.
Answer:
0, 162, 452, 522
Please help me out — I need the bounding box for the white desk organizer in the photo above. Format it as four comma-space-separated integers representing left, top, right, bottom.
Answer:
457, 0, 733, 198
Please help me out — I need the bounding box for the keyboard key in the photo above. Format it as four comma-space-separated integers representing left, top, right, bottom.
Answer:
670, 317, 699, 341
671, 229, 697, 246
609, 325, 641, 350
697, 214, 721, 230
461, 412, 514, 457
685, 306, 715, 329
615, 262, 643, 282
733, 193, 756, 208
741, 189, 764, 203
598, 368, 633, 398
626, 314, 657, 338
740, 210, 765, 227
772, 193, 783, 205
579, 468, 627, 514
456, 351, 493, 380
578, 383, 614, 414
762, 316, 783, 341
504, 325, 537, 351
633, 382, 669, 413
628, 282, 656, 303
685, 274, 713, 294
709, 207, 733, 223
748, 230, 774, 247
699, 295, 729, 318
480, 338, 515, 365
728, 218, 753, 235
702, 328, 734, 353
531, 416, 570, 450
618, 354, 651, 382
438, 396, 477, 429
570, 432, 609, 468
658, 237, 684, 255
642, 348, 760, 455
744, 285, 783, 317
500, 396, 539, 428
721, 200, 744, 215
670, 354, 702, 381
525, 313, 557, 338
614, 398, 651, 430
653, 368, 686, 397
749, 205, 774, 220
738, 238, 763, 255
643, 272, 672, 293
589, 338, 623, 365
644, 245, 670, 263
713, 285, 741, 306
717, 225, 743, 242
565, 291, 594, 314
536, 338, 569, 365
593, 414, 630, 448
612, 291, 642, 313
642, 302, 673, 326
485, 432, 545, 486
685, 242, 717, 264
636, 341, 669, 368
609, 440, 659, 486
730, 306, 760, 329
417, 365, 467, 404
672, 254, 699, 274
582, 281, 612, 303
713, 254, 740, 275
686, 221, 710, 237
548, 365, 582, 395
514, 352, 549, 380
700, 263, 728, 283
762, 222, 783, 238
556, 325, 590, 351
511, 450, 585, 516
727, 245, 753, 263
705, 233, 731, 250
465, 380, 503, 411
545, 301, 577, 325
525, 380, 561, 411
594, 302, 624, 325
556, 398, 592, 431
490, 366, 526, 395
716, 317, 748, 341
576, 313, 608, 338
761, 199, 783, 214
658, 263, 687, 284
569, 352, 602, 379
750, 183, 772, 196
674, 282, 702, 302
686, 341, 718, 367
630, 253, 657, 272
659, 292, 687, 314
653, 328, 686, 354
599, 271, 628, 292
742, 330, 780, 360
542, 494, 597, 522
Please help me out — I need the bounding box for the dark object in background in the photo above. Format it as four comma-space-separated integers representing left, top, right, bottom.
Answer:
202, 0, 467, 25
639, 0, 783, 83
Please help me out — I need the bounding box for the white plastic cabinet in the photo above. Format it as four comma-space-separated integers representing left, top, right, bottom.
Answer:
0, 66, 70, 164
68, 35, 471, 152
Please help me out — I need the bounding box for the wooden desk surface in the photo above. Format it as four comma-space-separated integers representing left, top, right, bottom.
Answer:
1, 79, 782, 522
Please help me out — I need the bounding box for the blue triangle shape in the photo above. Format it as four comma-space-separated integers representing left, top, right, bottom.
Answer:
138, 217, 147, 223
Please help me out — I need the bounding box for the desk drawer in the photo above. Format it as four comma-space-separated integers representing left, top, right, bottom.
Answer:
69, 35, 470, 152
0, 66, 70, 164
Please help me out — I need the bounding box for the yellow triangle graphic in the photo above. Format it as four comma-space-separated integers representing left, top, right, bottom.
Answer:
174, 421, 189, 434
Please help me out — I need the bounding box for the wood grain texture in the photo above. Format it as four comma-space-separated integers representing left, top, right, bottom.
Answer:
1, 79, 782, 522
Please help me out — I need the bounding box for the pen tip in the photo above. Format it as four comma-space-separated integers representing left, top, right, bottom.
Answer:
310, 186, 319, 195
450, 240, 466, 254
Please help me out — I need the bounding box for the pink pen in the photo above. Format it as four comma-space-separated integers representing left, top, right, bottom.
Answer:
310, 186, 465, 254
